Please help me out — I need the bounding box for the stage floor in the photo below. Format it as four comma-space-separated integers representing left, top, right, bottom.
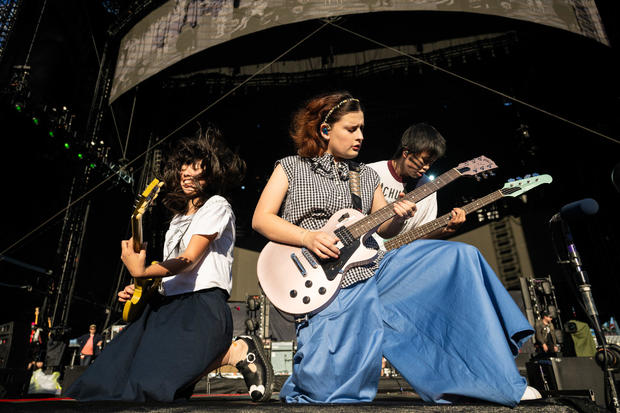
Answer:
0, 375, 608, 413
0, 395, 607, 413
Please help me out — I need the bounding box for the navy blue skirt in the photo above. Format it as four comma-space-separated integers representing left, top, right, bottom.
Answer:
66, 288, 233, 401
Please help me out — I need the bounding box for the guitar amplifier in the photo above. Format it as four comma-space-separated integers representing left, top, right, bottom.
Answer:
0, 322, 29, 369
270, 341, 295, 375
61, 365, 88, 395
526, 357, 606, 407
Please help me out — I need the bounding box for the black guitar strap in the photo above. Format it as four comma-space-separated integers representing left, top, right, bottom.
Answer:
348, 161, 363, 212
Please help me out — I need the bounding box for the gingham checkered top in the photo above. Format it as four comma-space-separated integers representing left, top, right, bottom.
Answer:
277, 154, 385, 288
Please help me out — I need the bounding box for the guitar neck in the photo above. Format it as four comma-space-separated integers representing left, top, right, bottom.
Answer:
131, 214, 143, 253
347, 168, 463, 238
384, 189, 505, 250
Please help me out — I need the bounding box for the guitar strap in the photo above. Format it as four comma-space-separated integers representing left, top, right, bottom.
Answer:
348, 161, 363, 212
158, 214, 195, 295
290, 163, 362, 325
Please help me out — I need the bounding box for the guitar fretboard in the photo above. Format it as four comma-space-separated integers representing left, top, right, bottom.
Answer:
346, 168, 463, 238
384, 186, 520, 250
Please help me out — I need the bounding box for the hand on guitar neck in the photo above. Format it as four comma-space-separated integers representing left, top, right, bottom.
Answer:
120, 238, 149, 278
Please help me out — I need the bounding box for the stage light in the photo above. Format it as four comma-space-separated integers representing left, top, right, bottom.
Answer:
77, 153, 83, 159
14, 103, 23, 112
64, 143, 70, 149
32, 117, 39, 126
48, 131, 55, 138
428, 174, 436, 181
89, 163, 96, 169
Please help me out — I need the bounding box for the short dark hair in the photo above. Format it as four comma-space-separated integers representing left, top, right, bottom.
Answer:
392, 123, 447, 160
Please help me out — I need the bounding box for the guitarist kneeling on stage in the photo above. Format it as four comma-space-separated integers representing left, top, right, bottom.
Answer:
66, 125, 274, 402
252, 92, 538, 406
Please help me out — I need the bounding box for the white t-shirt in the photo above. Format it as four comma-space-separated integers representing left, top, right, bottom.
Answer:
367, 160, 438, 250
160, 195, 235, 296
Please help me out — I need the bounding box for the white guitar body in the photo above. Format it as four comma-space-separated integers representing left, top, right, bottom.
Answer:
257, 156, 499, 316
257, 208, 377, 316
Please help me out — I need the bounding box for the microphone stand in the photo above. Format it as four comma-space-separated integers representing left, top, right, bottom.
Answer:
554, 216, 620, 412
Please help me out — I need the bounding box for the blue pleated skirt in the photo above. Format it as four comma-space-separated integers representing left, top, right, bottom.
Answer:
279, 240, 533, 406
65, 288, 233, 402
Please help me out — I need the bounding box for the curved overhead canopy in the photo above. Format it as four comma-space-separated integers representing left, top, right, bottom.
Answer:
109, 0, 608, 103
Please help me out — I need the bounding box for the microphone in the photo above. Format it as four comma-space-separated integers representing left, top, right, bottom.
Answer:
551, 199, 620, 411
550, 199, 599, 317
550, 198, 599, 224
560, 198, 599, 221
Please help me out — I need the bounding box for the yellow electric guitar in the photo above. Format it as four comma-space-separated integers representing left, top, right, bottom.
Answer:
122, 179, 164, 323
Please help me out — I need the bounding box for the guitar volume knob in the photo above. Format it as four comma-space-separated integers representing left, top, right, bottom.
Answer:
290, 290, 297, 298
303, 296, 310, 304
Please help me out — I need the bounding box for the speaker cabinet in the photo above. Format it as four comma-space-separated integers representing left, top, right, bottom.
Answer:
448, 216, 533, 290
0, 368, 32, 398
61, 365, 88, 395
0, 322, 29, 369
526, 357, 606, 406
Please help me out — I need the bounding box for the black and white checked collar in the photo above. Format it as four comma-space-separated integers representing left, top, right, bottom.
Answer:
309, 153, 352, 181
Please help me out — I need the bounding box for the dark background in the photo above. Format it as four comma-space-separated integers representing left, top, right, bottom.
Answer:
0, 1, 618, 342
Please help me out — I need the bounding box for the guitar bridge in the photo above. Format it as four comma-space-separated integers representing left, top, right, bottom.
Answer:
290, 253, 307, 276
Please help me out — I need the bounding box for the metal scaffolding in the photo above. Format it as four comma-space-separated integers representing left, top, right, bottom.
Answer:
0, 0, 22, 63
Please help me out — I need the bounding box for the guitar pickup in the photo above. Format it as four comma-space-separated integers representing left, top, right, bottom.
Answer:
301, 248, 318, 269
337, 213, 350, 222
290, 253, 307, 276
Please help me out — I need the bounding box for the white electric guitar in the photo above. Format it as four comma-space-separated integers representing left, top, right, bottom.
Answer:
257, 156, 497, 316
384, 174, 553, 250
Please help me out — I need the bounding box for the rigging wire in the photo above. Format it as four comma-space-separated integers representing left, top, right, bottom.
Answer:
3, 14, 618, 256
123, 89, 138, 158
325, 19, 619, 146
23, 0, 47, 66
82, 1, 126, 154
0, 20, 330, 257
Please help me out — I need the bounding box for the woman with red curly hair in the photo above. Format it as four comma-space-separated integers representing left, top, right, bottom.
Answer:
252, 92, 534, 406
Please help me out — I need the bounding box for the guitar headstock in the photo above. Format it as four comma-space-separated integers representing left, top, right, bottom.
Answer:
132, 179, 164, 220
455, 156, 498, 181
500, 173, 553, 197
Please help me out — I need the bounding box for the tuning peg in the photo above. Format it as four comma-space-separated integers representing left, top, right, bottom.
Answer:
524, 174, 531, 178
488, 171, 495, 176
532, 172, 539, 176
507, 178, 515, 182
475, 175, 482, 182
515, 176, 523, 180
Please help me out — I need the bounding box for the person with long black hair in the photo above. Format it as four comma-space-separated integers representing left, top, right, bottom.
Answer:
66, 125, 273, 402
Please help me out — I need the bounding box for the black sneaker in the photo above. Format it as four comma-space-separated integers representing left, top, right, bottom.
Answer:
235, 335, 274, 402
